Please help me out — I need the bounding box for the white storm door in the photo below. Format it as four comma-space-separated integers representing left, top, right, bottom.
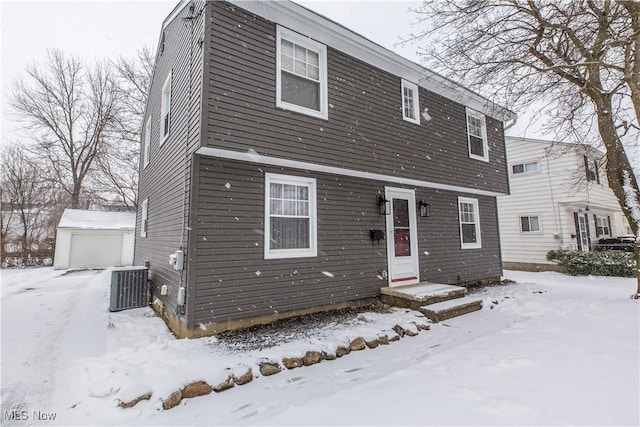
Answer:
385, 187, 419, 286
577, 214, 589, 252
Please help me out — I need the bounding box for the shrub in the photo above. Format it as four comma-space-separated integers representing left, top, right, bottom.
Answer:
546, 250, 636, 277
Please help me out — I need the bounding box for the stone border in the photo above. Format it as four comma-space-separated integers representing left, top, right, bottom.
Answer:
117, 320, 430, 410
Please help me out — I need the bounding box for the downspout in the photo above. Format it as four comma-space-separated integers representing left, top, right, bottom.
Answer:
176, 1, 201, 316
544, 147, 562, 250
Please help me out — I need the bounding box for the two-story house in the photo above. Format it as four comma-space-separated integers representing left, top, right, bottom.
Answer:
135, 0, 515, 338
497, 136, 632, 270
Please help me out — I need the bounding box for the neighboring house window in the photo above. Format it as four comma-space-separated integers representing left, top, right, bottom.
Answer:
466, 108, 488, 162
594, 215, 611, 237
584, 156, 600, 184
401, 79, 420, 125
520, 215, 541, 232
512, 161, 539, 175
458, 197, 481, 249
143, 117, 151, 168
276, 26, 328, 120
160, 72, 172, 144
141, 198, 148, 238
264, 173, 317, 259
160, 31, 166, 55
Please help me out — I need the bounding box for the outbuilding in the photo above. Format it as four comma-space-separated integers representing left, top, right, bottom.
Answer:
54, 209, 136, 270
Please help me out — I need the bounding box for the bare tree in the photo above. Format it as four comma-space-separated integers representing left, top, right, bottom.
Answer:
10, 49, 119, 209
407, 0, 640, 293
91, 46, 155, 208
0, 145, 51, 265
1, 185, 15, 266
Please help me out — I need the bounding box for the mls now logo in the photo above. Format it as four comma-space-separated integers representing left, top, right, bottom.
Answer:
3, 409, 28, 421
3, 409, 57, 421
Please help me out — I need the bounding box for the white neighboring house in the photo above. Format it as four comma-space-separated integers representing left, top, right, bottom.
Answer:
497, 137, 632, 269
54, 209, 136, 270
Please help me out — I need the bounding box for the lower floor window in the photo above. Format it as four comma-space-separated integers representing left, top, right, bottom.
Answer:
458, 197, 482, 249
520, 215, 540, 232
265, 173, 317, 259
595, 215, 611, 237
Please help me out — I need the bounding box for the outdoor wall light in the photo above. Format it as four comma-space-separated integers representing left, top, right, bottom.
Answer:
378, 195, 391, 215
418, 200, 431, 217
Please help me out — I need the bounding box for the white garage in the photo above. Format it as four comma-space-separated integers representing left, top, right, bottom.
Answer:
54, 209, 136, 270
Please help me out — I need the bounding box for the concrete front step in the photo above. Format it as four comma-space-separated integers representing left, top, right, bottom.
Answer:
419, 297, 483, 322
380, 283, 468, 310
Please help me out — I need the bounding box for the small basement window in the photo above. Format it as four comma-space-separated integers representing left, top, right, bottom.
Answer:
520, 215, 541, 232
265, 173, 317, 259
512, 161, 539, 175
276, 26, 328, 120
401, 79, 420, 125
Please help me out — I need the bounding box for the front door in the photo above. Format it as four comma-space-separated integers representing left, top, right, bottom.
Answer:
575, 212, 590, 251
385, 187, 419, 286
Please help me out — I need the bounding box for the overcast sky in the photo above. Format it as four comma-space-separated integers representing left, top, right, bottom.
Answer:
1, 0, 539, 148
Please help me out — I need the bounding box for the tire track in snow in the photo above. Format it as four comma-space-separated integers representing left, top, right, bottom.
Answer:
1, 270, 100, 423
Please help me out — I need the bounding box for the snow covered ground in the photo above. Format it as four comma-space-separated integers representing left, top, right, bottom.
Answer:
1, 268, 638, 426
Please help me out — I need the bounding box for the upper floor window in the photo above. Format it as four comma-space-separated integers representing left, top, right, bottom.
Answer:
401, 79, 420, 125
140, 198, 149, 238
584, 156, 600, 184
264, 173, 317, 259
512, 161, 539, 175
276, 26, 328, 120
160, 72, 172, 145
520, 215, 541, 232
458, 197, 482, 249
466, 108, 488, 162
143, 117, 151, 169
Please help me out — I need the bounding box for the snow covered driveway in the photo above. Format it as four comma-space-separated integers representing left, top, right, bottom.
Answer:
1, 268, 638, 426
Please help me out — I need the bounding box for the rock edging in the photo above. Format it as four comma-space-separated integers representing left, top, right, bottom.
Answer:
121, 319, 430, 410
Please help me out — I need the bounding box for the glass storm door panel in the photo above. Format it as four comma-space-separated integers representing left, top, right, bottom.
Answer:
385, 188, 419, 286
393, 199, 411, 257
577, 214, 589, 251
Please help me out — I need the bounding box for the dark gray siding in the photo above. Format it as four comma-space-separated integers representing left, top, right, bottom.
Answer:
134, 1, 206, 316
204, 2, 508, 195
191, 156, 502, 326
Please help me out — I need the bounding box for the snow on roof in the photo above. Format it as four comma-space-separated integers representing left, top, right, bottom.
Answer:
57, 209, 135, 230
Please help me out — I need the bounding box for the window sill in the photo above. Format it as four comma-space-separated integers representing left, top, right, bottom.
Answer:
402, 116, 420, 125
461, 243, 482, 250
265, 248, 318, 259
469, 153, 489, 163
276, 101, 328, 121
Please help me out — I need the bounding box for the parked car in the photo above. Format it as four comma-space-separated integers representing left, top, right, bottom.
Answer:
594, 235, 635, 252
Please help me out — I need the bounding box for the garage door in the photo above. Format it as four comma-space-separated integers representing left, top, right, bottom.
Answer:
69, 234, 123, 268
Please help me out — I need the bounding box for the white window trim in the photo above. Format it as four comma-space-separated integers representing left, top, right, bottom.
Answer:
519, 215, 542, 233
466, 108, 489, 162
264, 173, 318, 259
401, 79, 420, 125
458, 196, 482, 249
143, 117, 151, 169
160, 72, 172, 145
276, 26, 328, 120
140, 198, 148, 238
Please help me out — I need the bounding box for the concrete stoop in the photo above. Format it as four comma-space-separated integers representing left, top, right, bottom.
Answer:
419, 297, 482, 322
380, 282, 482, 322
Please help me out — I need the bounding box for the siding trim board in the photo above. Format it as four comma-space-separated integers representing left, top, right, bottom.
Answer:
196, 146, 507, 197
